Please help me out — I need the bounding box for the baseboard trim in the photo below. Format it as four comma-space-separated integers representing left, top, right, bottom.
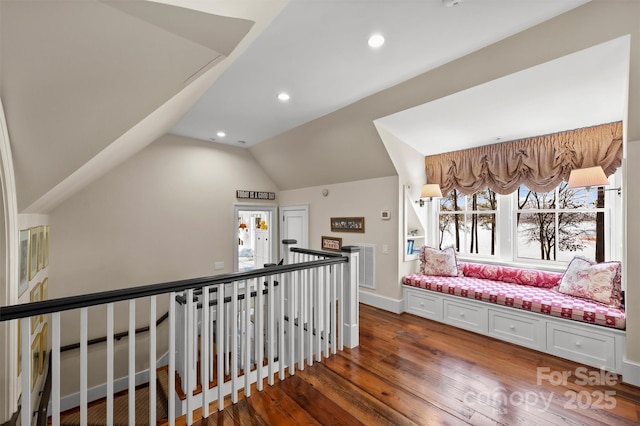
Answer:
50, 351, 169, 414
359, 290, 403, 314
622, 358, 640, 387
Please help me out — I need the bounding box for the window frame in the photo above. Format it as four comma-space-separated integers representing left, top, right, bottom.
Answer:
428, 170, 622, 271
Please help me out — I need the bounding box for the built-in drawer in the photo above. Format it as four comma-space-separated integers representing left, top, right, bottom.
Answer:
488, 309, 544, 350
405, 289, 442, 321
443, 299, 486, 333
547, 322, 618, 371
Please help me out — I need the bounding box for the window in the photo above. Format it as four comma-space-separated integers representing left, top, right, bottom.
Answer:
436, 180, 614, 266
437, 188, 497, 257
516, 183, 606, 263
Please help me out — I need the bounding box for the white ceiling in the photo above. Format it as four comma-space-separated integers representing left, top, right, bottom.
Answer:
170, 0, 591, 148
376, 35, 630, 156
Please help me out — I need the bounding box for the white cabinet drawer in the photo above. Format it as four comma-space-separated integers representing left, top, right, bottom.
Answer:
405, 289, 442, 321
443, 299, 486, 333
488, 309, 544, 350
547, 323, 618, 371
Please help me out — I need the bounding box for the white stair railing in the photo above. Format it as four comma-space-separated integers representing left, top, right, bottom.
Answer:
1, 243, 359, 426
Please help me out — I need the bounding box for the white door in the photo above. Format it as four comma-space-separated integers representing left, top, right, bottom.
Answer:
280, 205, 309, 257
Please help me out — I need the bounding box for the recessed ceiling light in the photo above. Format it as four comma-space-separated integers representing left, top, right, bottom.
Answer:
368, 34, 385, 48
277, 92, 290, 101
217, 131, 226, 138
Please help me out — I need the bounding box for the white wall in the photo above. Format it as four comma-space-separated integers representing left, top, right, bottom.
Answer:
279, 176, 400, 305
47, 133, 279, 396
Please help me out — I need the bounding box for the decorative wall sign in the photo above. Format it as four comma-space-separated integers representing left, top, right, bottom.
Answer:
236, 190, 276, 200
321, 236, 342, 252
330, 217, 365, 233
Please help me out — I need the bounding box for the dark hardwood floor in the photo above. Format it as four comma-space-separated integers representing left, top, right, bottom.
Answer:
179, 304, 640, 425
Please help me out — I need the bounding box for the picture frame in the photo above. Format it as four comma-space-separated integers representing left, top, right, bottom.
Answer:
19, 229, 30, 297
37, 226, 45, 272
30, 282, 41, 333
43, 226, 49, 268
31, 336, 40, 389
41, 277, 48, 301
39, 323, 48, 374
29, 227, 39, 281
330, 217, 365, 233
321, 235, 342, 252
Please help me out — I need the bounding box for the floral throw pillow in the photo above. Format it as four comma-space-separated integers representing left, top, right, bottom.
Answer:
558, 256, 622, 307
420, 246, 458, 277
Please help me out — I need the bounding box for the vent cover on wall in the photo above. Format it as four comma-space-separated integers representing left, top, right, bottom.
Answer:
355, 243, 376, 289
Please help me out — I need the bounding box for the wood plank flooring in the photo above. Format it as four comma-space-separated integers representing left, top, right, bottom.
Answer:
177, 304, 640, 425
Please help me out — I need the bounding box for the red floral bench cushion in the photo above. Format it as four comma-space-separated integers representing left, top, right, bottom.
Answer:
403, 274, 625, 329
459, 262, 563, 288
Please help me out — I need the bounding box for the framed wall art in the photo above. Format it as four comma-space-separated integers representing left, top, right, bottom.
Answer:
330, 217, 365, 233
30, 282, 41, 333
29, 227, 39, 281
19, 229, 30, 296
321, 235, 342, 252
39, 323, 48, 374
31, 336, 40, 389
37, 226, 45, 271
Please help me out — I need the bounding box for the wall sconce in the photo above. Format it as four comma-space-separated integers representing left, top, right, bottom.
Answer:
415, 183, 442, 207
567, 166, 621, 195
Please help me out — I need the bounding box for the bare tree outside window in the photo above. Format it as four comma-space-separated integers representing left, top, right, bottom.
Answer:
516, 183, 604, 262
438, 188, 497, 256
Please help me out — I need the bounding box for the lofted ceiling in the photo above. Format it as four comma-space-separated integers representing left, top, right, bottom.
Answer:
4, 0, 624, 212
170, 0, 590, 148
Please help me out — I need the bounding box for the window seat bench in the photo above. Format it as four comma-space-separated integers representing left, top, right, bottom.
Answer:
402, 262, 626, 372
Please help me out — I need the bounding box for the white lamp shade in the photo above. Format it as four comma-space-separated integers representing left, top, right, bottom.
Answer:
567, 166, 609, 189
420, 183, 443, 199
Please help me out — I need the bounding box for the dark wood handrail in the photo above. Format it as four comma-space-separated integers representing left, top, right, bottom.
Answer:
0, 254, 352, 322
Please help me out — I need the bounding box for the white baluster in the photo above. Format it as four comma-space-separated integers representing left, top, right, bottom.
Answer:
217, 284, 225, 412
107, 303, 114, 426
244, 279, 252, 396
149, 295, 157, 425
169, 293, 176, 426
323, 265, 331, 358
338, 263, 344, 351
81, 308, 88, 425
277, 272, 285, 381
51, 314, 60, 426
202, 286, 210, 418
256, 276, 265, 390
267, 275, 275, 385
186, 289, 194, 425
21, 317, 31, 426
288, 270, 295, 376
297, 269, 304, 371
129, 300, 135, 426
231, 282, 239, 403
330, 265, 337, 355
305, 267, 312, 367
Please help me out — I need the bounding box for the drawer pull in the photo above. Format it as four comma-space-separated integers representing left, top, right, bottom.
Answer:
460, 312, 465, 317
509, 325, 515, 330
575, 341, 582, 347
420, 302, 424, 307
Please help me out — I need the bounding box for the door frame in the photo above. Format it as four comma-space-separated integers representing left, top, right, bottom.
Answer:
280, 204, 309, 255
233, 204, 278, 272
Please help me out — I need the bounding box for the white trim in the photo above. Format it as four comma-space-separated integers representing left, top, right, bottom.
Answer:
0, 96, 20, 421
48, 350, 169, 414
233, 204, 278, 272
359, 290, 403, 314
622, 358, 640, 387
